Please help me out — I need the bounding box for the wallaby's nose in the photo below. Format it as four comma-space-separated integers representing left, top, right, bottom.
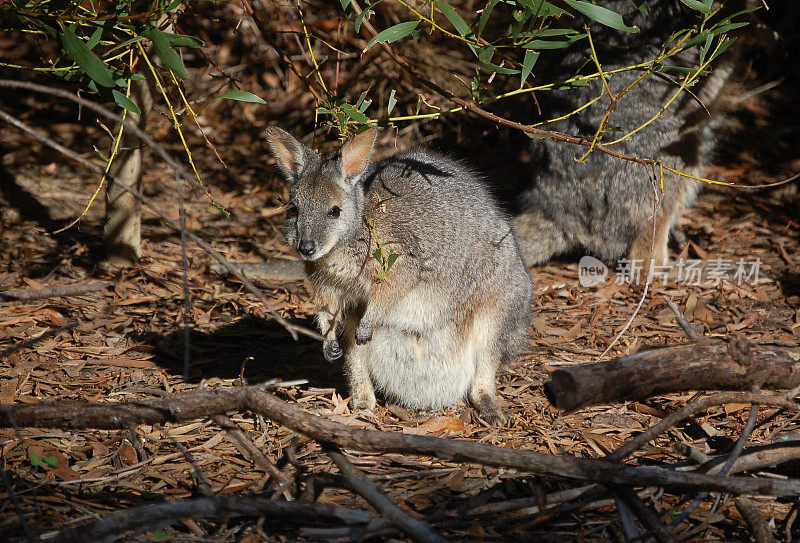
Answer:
298, 240, 316, 257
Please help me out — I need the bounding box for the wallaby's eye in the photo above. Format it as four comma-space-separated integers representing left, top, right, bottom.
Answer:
286, 203, 298, 217
327, 205, 341, 219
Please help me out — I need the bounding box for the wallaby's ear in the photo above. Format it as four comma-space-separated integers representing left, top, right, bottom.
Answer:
340, 128, 377, 185
265, 126, 314, 181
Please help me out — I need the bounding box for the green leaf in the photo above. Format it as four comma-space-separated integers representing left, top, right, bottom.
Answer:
30, 454, 42, 466
633, 0, 650, 16
214, 90, 267, 104
86, 26, 104, 50
43, 456, 57, 467
481, 61, 519, 75
112, 89, 141, 114
523, 34, 585, 49
60, 24, 115, 88
165, 34, 204, 48
387, 89, 397, 115
679, 0, 713, 14
340, 0, 352, 10
386, 252, 399, 270
341, 103, 370, 123
372, 248, 383, 262
365, 21, 419, 50
166, 0, 183, 11
562, 0, 639, 33
516, 0, 567, 17
476, 0, 500, 38
521, 50, 539, 86
434, 1, 471, 37
141, 28, 189, 79
709, 37, 736, 62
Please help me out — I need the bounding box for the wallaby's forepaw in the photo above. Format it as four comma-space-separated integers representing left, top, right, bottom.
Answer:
355, 321, 373, 344
323, 339, 343, 362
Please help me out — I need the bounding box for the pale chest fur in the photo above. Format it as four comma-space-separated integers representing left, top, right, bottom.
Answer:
306, 240, 375, 305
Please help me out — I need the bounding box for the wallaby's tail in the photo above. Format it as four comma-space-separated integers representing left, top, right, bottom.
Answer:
209, 259, 305, 281
511, 210, 570, 267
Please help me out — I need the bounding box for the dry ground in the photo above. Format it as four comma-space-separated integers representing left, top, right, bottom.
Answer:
1, 2, 800, 541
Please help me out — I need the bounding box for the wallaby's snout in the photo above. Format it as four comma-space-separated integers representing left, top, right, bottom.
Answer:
298, 240, 316, 258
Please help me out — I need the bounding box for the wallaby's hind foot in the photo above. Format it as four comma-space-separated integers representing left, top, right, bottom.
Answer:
471, 391, 508, 426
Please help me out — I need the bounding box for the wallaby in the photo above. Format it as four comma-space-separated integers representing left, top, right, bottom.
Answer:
265, 127, 533, 424
512, 0, 742, 272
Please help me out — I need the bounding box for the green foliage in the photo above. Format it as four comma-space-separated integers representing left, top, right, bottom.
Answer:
1, 1, 209, 111
29, 453, 57, 468
302, 0, 754, 139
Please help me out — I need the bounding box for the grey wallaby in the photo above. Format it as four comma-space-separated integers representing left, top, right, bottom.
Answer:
265, 126, 533, 424
513, 0, 742, 271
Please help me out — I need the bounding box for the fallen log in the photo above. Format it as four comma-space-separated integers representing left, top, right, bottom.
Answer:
544, 339, 800, 411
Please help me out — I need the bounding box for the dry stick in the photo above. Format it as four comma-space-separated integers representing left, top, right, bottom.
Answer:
0, 106, 322, 343
0, 281, 111, 301
664, 295, 703, 341
607, 392, 782, 463
0, 321, 79, 360
3, 386, 800, 495
51, 496, 372, 543
670, 404, 760, 528
612, 486, 673, 543
736, 498, 777, 543
327, 449, 450, 543
211, 414, 290, 489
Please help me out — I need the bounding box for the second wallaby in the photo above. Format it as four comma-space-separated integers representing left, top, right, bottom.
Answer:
265, 127, 533, 424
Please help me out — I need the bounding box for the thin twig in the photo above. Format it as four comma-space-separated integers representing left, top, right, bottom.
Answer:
0, 281, 111, 301
327, 449, 449, 543
607, 393, 793, 463
664, 295, 703, 341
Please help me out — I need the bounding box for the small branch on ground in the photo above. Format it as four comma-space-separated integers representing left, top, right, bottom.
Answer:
0, 281, 111, 301
52, 496, 372, 543
327, 448, 450, 543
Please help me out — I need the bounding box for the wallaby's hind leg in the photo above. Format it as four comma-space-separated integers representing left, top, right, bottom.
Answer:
344, 343, 376, 410
512, 210, 571, 266
628, 203, 676, 274
467, 311, 508, 426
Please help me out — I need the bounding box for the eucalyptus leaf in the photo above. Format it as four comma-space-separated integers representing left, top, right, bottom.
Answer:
387, 89, 397, 115
112, 89, 141, 114
365, 21, 419, 50
141, 28, 189, 79
562, 0, 639, 33
215, 90, 267, 104
60, 24, 114, 87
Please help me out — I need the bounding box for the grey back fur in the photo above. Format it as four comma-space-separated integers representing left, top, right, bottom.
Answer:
266, 127, 533, 424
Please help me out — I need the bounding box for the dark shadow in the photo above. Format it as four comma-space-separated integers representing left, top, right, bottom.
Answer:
0, 155, 100, 275
134, 315, 344, 391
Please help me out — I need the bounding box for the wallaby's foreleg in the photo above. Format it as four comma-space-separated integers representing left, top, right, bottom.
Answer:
314, 291, 344, 362
355, 261, 416, 344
